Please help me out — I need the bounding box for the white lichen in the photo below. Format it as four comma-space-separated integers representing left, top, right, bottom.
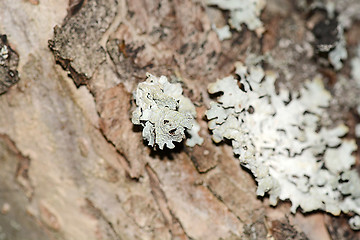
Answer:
206, 62, 360, 229
328, 25, 347, 71
205, 0, 266, 35
132, 73, 203, 150
320, 0, 360, 29
351, 44, 360, 86
212, 24, 232, 41
350, 215, 360, 230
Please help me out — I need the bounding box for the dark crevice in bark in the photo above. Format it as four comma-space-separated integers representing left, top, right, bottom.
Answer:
0, 34, 20, 95
84, 198, 122, 240
97, 126, 138, 179
145, 164, 189, 240
205, 182, 246, 225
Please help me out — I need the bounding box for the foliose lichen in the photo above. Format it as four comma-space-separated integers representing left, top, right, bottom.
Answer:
205, 0, 266, 35
328, 25, 347, 70
132, 73, 203, 150
310, 0, 360, 29
212, 25, 232, 41
206, 61, 360, 229
351, 44, 360, 86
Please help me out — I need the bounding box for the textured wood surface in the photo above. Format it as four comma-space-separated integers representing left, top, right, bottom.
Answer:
0, 0, 359, 239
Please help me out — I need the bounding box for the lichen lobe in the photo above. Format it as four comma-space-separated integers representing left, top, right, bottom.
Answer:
206, 61, 360, 229
132, 73, 203, 150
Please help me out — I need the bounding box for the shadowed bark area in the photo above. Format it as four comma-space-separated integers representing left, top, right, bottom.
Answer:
0, 0, 360, 239
0, 35, 19, 94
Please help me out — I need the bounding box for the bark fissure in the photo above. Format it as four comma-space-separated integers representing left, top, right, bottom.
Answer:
205, 181, 246, 225
84, 198, 122, 240
145, 164, 188, 240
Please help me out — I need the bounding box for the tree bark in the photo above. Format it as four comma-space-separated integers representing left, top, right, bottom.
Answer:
0, 0, 359, 239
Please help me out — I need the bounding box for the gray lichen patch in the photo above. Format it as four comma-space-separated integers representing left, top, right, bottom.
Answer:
205, 0, 266, 36
351, 44, 360, 86
206, 61, 360, 229
48, 0, 117, 86
132, 73, 203, 150
0, 35, 20, 95
350, 215, 360, 230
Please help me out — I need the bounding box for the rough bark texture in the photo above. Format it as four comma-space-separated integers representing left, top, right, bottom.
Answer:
0, 0, 359, 240
0, 35, 20, 94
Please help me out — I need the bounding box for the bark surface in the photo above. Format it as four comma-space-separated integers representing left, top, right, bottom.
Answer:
0, 0, 359, 239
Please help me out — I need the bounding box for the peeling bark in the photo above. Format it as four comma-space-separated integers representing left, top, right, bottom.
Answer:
0, 35, 20, 94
